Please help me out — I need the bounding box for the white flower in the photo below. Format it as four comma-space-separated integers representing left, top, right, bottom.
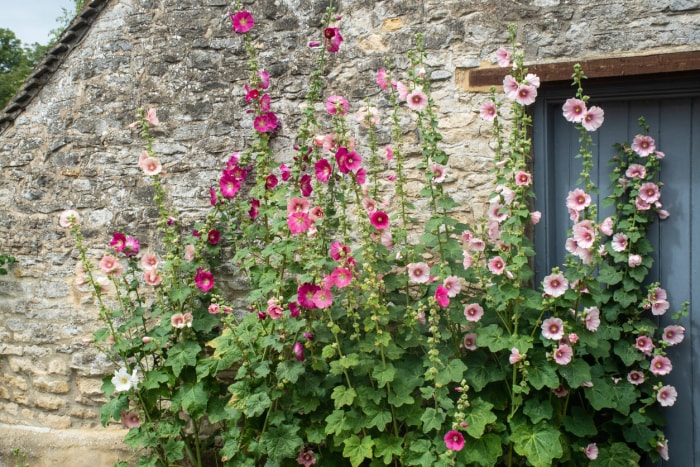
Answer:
112, 367, 139, 392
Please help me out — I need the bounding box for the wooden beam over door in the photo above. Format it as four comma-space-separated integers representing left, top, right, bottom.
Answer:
463, 50, 700, 90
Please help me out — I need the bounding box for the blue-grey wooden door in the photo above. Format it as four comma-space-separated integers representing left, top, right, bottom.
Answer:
533, 77, 700, 466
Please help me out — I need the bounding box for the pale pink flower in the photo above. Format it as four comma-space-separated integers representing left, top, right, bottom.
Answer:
140, 252, 159, 271
566, 188, 591, 212
650, 355, 672, 376
572, 220, 596, 249
631, 134, 656, 157
395, 81, 409, 100
584, 443, 598, 460
464, 303, 484, 322
628, 254, 642, 267
582, 106, 604, 131
376, 68, 390, 90
208, 303, 220, 314
488, 202, 508, 223
568, 333, 579, 344
406, 89, 429, 112
514, 171, 532, 186
635, 196, 651, 211
503, 75, 519, 99
99, 255, 123, 275
480, 101, 497, 121
649, 287, 668, 302
514, 84, 537, 105
553, 344, 573, 365
509, 347, 523, 364
496, 47, 510, 67
658, 209, 670, 219
443, 276, 461, 297
462, 251, 473, 269
469, 237, 486, 252
183, 312, 193, 327
141, 157, 162, 176
355, 106, 380, 128
542, 317, 565, 340
59, 209, 81, 228
655, 150, 666, 159
462, 333, 477, 350
627, 370, 645, 385
657, 385, 678, 407
657, 439, 669, 461
611, 233, 628, 252
267, 298, 284, 319
542, 272, 568, 297
635, 335, 655, 355
171, 313, 186, 329
651, 299, 670, 316
488, 256, 506, 275
562, 98, 587, 123
625, 163, 647, 179
430, 163, 447, 183
530, 211, 542, 225
143, 269, 162, 286
638, 182, 660, 204
662, 325, 685, 346
599, 216, 614, 236
524, 73, 540, 88
494, 185, 516, 204
184, 244, 195, 261
407, 262, 430, 284
287, 197, 310, 214
146, 108, 159, 126
584, 306, 600, 332
297, 447, 316, 466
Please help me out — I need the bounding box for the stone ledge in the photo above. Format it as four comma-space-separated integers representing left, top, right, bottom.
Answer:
0, 424, 131, 467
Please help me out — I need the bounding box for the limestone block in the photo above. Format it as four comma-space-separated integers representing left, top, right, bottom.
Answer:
33, 377, 70, 394
35, 395, 65, 411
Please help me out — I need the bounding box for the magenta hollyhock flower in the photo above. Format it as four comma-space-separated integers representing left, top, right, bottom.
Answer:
330, 241, 350, 261
384, 145, 394, 161
632, 134, 656, 157
376, 68, 390, 90
143, 269, 163, 286
435, 285, 450, 307
297, 283, 320, 309
480, 101, 497, 121
207, 229, 221, 245
124, 237, 140, 257
625, 163, 647, 179
584, 443, 598, 460
110, 232, 126, 252
229, 11, 254, 34
462, 333, 477, 350
583, 307, 600, 332
330, 267, 352, 288
141, 156, 162, 176
297, 447, 316, 466
443, 276, 461, 298
566, 188, 591, 212
638, 182, 660, 203
444, 430, 465, 451
260, 93, 271, 111
514, 84, 537, 105
514, 171, 532, 186
635, 335, 655, 354
209, 186, 218, 206
326, 95, 349, 115
344, 151, 362, 172
488, 256, 506, 275
313, 288, 334, 308
562, 98, 587, 123
300, 174, 313, 196
542, 317, 565, 340
657, 385, 678, 407
293, 342, 305, 362
611, 232, 628, 252
496, 47, 510, 67
582, 106, 604, 131
627, 370, 645, 385
99, 255, 123, 275
194, 268, 214, 292
662, 325, 685, 346
265, 174, 278, 190
464, 303, 484, 322
407, 262, 430, 284
553, 344, 573, 365
288, 212, 312, 235
315, 158, 332, 182
650, 355, 672, 376
257, 70, 270, 89
406, 88, 429, 111
288, 197, 310, 214
289, 301, 300, 317
254, 112, 278, 132
220, 172, 242, 199
370, 211, 389, 229
324, 27, 343, 52
354, 167, 367, 185
280, 163, 291, 181
245, 86, 259, 102
249, 198, 260, 220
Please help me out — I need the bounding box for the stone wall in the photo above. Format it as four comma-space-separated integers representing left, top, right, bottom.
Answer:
0, 0, 698, 462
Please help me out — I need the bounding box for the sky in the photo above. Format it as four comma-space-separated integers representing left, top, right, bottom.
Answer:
0, 0, 77, 46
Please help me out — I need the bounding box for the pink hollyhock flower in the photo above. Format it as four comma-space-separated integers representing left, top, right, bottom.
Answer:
611, 232, 628, 252
406, 89, 429, 111
462, 251, 473, 269
627, 370, 645, 385
583, 306, 601, 332
649, 286, 668, 302
143, 268, 162, 286
121, 410, 141, 429
330, 241, 350, 261
552, 384, 568, 398
514, 84, 537, 105
480, 101, 497, 121
509, 347, 523, 364
229, 11, 254, 34
257, 70, 270, 89
443, 430, 465, 451
631, 134, 656, 157
443, 276, 461, 298
582, 106, 604, 131
566, 188, 591, 212
658, 209, 670, 219
280, 163, 291, 181
308, 206, 324, 222
376, 68, 390, 90
253, 112, 278, 132
219, 172, 241, 199
464, 303, 484, 322
407, 262, 431, 284
468, 237, 486, 252
514, 171, 532, 186
208, 303, 220, 314
503, 75, 519, 99
265, 174, 278, 190
249, 198, 260, 220
542, 272, 568, 297
123, 237, 139, 257
288, 301, 300, 317
496, 47, 510, 67
384, 146, 394, 161
209, 187, 218, 206
288, 212, 311, 235
542, 317, 565, 340
638, 182, 660, 203
635, 336, 655, 354
344, 151, 362, 172
298, 283, 320, 309
313, 288, 333, 308
140, 252, 158, 270
194, 268, 214, 292
266, 298, 284, 319
207, 229, 221, 245
524, 73, 540, 88
324, 27, 343, 52
110, 232, 126, 252
584, 443, 598, 460
293, 342, 305, 362
657, 439, 669, 461
141, 157, 162, 176
625, 163, 647, 179
657, 385, 677, 407
628, 254, 642, 268
146, 108, 159, 126
568, 333, 579, 344
650, 355, 672, 376
288, 197, 310, 214
171, 313, 186, 329
663, 325, 685, 346
59, 209, 80, 228
99, 255, 123, 275
308, 40, 321, 48
530, 210, 542, 225
297, 447, 316, 466
330, 267, 352, 288
394, 81, 410, 100
488, 256, 506, 275
183, 244, 195, 261
354, 167, 367, 185
655, 150, 666, 159
562, 98, 587, 123
326, 95, 349, 115
370, 211, 389, 229
260, 93, 272, 111
435, 285, 450, 308
599, 216, 614, 236
572, 220, 596, 249
355, 106, 380, 128
245, 86, 259, 102
651, 299, 670, 316
462, 333, 477, 350
553, 343, 573, 365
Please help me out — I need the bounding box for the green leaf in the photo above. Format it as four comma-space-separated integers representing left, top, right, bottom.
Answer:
163, 438, 185, 462
342, 435, 374, 467
405, 439, 436, 467
523, 397, 553, 424
435, 359, 467, 386
276, 360, 305, 384
172, 381, 208, 419
243, 390, 271, 417
168, 286, 192, 306
260, 425, 303, 461
325, 409, 351, 436
99, 393, 128, 426
366, 409, 393, 431
463, 398, 497, 438
557, 358, 592, 388
613, 288, 637, 308
476, 324, 511, 352
332, 385, 357, 409
460, 433, 503, 466
562, 406, 597, 437
420, 407, 446, 434
613, 340, 642, 366
598, 264, 622, 285
584, 379, 637, 415
374, 435, 403, 464
464, 353, 505, 392
526, 362, 559, 390
166, 341, 201, 377
590, 442, 640, 466
622, 421, 656, 450
372, 363, 396, 388
510, 421, 563, 467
